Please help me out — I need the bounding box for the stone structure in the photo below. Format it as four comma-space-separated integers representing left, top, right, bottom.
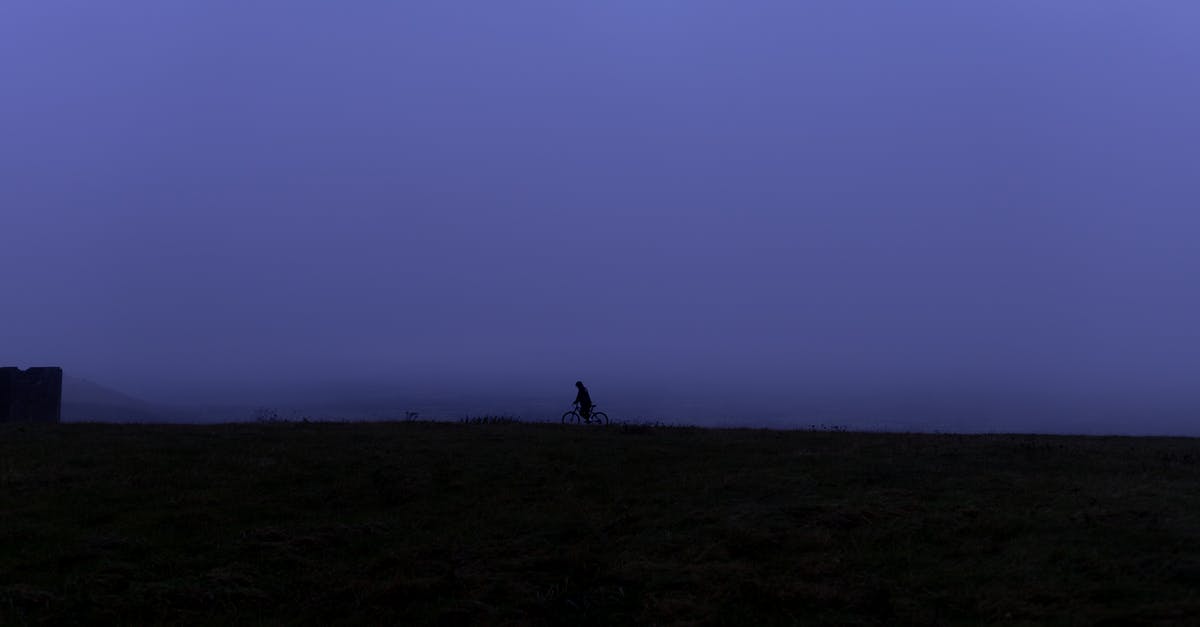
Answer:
0, 367, 63, 423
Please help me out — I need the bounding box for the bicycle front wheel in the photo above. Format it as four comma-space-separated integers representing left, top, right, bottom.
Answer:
591, 412, 609, 426
562, 410, 580, 425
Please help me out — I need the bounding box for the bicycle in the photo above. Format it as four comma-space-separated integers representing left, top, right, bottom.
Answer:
562, 403, 609, 425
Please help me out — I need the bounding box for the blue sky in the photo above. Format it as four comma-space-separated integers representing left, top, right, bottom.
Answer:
3, 2, 1199, 429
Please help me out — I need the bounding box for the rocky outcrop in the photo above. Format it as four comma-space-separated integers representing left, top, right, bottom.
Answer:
0, 367, 63, 423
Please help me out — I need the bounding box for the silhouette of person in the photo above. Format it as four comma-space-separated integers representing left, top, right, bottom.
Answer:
574, 381, 592, 420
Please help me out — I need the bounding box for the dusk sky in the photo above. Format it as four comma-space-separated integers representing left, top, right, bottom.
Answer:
3, 2, 1199, 430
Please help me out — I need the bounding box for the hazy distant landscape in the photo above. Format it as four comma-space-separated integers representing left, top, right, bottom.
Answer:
58, 373, 1200, 438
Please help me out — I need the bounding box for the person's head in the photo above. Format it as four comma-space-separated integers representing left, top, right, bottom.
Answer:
575, 381, 584, 388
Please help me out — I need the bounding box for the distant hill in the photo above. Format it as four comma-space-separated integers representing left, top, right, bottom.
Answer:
61, 376, 197, 423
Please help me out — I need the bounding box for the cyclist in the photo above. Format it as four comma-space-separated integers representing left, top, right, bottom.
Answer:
573, 381, 593, 421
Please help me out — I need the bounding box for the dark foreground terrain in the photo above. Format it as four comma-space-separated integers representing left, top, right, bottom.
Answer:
2, 422, 1200, 625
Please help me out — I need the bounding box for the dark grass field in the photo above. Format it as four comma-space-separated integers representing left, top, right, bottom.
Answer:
3, 421, 1200, 625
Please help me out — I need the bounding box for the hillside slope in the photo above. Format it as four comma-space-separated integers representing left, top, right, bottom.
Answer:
61, 376, 197, 423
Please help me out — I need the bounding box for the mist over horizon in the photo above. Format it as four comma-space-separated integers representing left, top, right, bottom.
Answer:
5, 2, 1200, 434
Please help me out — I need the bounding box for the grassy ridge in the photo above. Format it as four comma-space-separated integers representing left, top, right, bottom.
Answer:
2, 422, 1200, 625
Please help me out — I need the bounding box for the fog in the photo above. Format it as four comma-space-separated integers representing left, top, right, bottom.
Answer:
3, 2, 1199, 433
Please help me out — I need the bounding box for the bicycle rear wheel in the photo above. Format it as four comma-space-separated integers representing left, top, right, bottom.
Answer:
591, 411, 609, 426
562, 410, 580, 425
